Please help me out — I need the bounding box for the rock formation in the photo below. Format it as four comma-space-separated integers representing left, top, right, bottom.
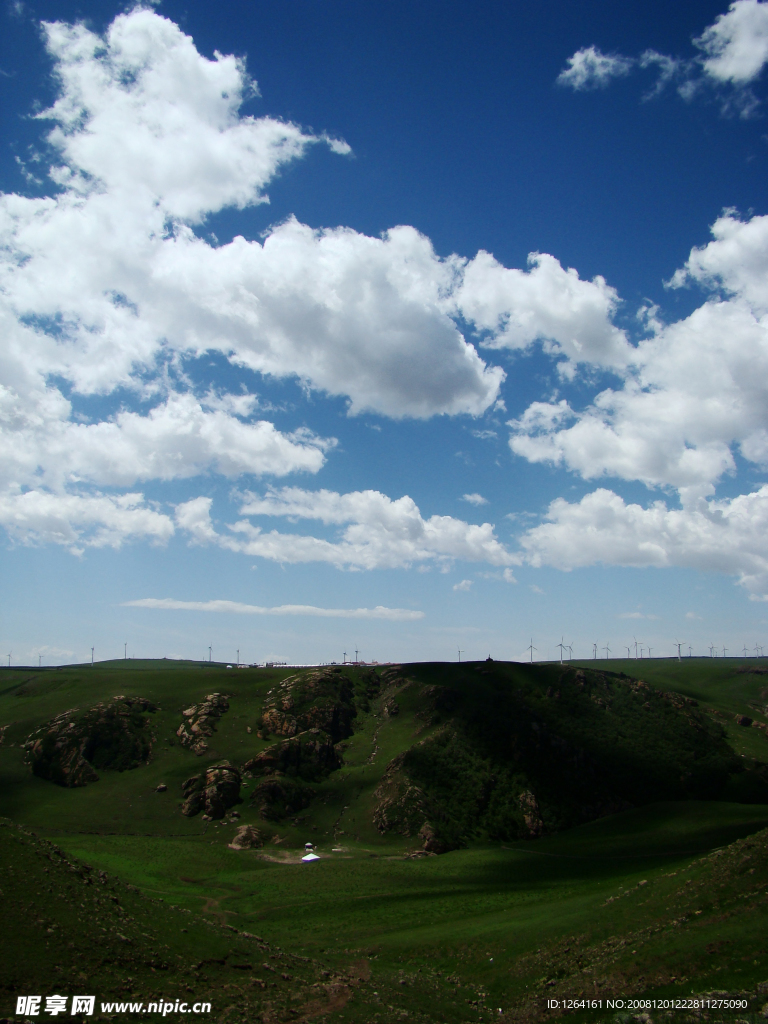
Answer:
372, 753, 428, 838
181, 762, 241, 818
245, 668, 359, 819
228, 824, 264, 850
24, 697, 157, 787
242, 730, 341, 780
176, 693, 229, 755
258, 668, 356, 742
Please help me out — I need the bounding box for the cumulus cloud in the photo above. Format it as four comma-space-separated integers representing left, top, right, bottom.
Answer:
0, 8, 522, 551
173, 487, 518, 572
695, 0, 768, 84
499, 210, 768, 599
122, 598, 423, 620
0, 489, 173, 552
462, 493, 488, 506
455, 251, 631, 371
510, 212, 768, 505
519, 486, 768, 600
453, 579, 473, 591
556, 46, 634, 90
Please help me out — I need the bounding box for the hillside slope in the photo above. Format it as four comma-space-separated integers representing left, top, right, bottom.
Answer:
1, 659, 766, 853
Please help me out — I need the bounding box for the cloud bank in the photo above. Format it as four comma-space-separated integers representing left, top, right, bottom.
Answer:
123, 598, 424, 620
173, 488, 518, 572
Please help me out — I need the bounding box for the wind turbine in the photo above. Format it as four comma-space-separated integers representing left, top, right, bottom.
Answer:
557, 638, 566, 664
688, 645, 692, 658
124, 642, 127, 660
39, 653, 42, 668
91, 647, 94, 666
355, 648, 359, 663
592, 642, 598, 659
743, 644, 749, 658
603, 643, 611, 659
343, 651, 347, 664
625, 645, 631, 658
458, 648, 464, 663
527, 639, 536, 663
674, 640, 684, 662
633, 637, 640, 659
722, 646, 728, 658
236, 649, 240, 666
209, 644, 212, 663
566, 644, 574, 660
6, 652, 10, 668
647, 647, 652, 659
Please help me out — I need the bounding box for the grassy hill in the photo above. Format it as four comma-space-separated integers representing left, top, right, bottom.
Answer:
2, 656, 768, 1022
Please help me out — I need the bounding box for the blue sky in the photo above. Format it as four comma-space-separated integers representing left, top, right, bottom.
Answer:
2, 0, 768, 666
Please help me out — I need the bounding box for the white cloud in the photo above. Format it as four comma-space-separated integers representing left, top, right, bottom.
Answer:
695, 0, 768, 84
462, 493, 488, 506
0, 489, 173, 552
618, 611, 659, 620
0, 390, 332, 492
456, 251, 631, 370
175, 486, 518, 571
0, 8, 515, 551
510, 213, 768, 504
41, 11, 331, 223
686, 611, 702, 619
122, 598, 423, 620
557, 46, 634, 90
519, 486, 768, 600
453, 579, 473, 591
558, 3, 768, 113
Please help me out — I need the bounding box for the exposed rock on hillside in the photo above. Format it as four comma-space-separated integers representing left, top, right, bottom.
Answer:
249, 776, 314, 820
181, 762, 241, 818
243, 730, 341, 780
246, 668, 362, 819
372, 753, 428, 838
518, 790, 545, 837
228, 824, 264, 850
24, 697, 157, 787
176, 693, 229, 755
258, 669, 356, 741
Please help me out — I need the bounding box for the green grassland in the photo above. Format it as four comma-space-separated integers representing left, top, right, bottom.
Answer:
2, 656, 768, 1023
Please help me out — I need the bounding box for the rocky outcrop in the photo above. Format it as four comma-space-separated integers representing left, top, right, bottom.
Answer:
242, 730, 341, 781
372, 754, 427, 838
382, 699, 399, 717
245, 668, 361, 820
24, 697, 157, 787
176, 693, 229, 755
258, 669, 356, 742
249, 777, 314, 820
418, 822, 447, 854
518, 790, 545, 837
181, 762, 241, 818
228, 824, 264, 850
